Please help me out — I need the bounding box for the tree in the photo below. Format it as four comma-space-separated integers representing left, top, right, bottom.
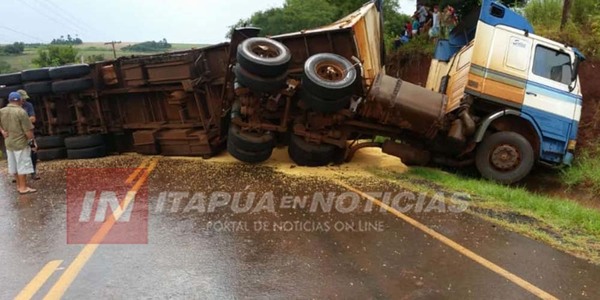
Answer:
32, 45, 79, 67
1, 42, 25, 55
561, 0, 573, 30
227, 0, 339, 37
122, 39, 172, 52
50, 34, 83, 45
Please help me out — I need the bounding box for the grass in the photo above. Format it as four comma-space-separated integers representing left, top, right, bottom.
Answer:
0, 42, 208, 72
561, 146, 600, 192
372, 166, 600, 262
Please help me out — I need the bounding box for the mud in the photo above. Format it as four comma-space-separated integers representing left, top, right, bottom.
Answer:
385, 51, 432, 85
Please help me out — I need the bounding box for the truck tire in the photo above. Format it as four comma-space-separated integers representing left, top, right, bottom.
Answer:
24, 81, 53, 95
228, 124, 274, 152
49, 64, 91, 80
234, 64, 287, 93
0, 72, 22, 86
67, 145, 107, 159
288, 134, 336, 166
37, 147, 67, 161
65, 134, 104, 149
52, 78, 93, 94
302, 53, 357, 100
36, 135, 66, 149
227, 138, 272, 164
21, 68, 51, 82
475, 131, 535, 184
302, 90, 351, 113
0, 85, 23, 98
237, 37, 291, 78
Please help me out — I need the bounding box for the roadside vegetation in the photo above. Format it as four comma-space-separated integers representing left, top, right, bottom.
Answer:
0, 37, 203, 71
525, 0, 600, 59
373, 166, 600, 262
561, 146, 600, 192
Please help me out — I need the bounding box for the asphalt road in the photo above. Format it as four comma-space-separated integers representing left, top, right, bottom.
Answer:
1, 150, 600, 299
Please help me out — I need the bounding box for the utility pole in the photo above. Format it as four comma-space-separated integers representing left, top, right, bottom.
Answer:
104, 41, 121, 58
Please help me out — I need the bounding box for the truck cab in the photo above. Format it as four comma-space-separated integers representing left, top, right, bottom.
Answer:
427, 0, 584, 182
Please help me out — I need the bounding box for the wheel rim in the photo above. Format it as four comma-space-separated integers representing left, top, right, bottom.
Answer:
490, 144, 521, 171
315, 61, 345, 82
250, 42, 280, 59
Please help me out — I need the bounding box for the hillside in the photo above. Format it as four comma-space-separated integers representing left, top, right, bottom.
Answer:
0, 42, 208, 72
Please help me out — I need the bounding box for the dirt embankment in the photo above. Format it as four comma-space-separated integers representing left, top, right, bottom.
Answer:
576, 61, 600, 151
385, 51, 432, 86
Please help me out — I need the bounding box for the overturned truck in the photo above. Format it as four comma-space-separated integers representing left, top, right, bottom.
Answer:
0, 0, 585, 184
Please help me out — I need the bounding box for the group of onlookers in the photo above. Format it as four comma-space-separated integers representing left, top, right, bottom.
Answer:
394, 3, 458, 48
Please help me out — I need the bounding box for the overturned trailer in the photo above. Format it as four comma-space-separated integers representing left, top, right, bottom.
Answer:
0, 0, 586, 184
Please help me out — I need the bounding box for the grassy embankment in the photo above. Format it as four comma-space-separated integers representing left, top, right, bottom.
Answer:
372, 166, 600, 263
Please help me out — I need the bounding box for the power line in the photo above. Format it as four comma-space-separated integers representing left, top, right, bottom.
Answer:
0, 25, 46, 42
34, 0, 88, 33
39, 0, 108, 39
21, 0, 83, 35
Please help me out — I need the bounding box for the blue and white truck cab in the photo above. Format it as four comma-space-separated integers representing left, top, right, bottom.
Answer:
424, 0, 585, 183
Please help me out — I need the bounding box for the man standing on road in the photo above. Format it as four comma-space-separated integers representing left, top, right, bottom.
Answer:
0, 92, 37, 194
17, 89, 40, 180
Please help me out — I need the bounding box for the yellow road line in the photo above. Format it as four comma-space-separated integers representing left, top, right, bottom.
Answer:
14, 260, 63, 300
336, 180, 558, 300
43, 158, 159, 300
125, 157, 151, 184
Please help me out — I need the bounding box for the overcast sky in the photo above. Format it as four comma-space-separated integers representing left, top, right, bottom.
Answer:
0, 0, 416, 44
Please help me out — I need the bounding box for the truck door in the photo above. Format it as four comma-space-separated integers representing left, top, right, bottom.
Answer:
523, 43, 579, 163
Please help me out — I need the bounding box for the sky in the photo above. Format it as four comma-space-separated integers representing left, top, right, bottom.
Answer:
0, 0, 417, 44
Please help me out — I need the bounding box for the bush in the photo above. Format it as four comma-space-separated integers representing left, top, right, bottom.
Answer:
1, 42, 25, 55
85, 54, 105, 63
524, 0, 562, 29
525, 0, 600, 59
32, 45, 79, 67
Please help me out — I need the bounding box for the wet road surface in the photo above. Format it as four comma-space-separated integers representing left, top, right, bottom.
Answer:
1, 150, 600, 299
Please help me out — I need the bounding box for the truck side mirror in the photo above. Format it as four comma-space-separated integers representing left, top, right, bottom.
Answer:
571, 57, 579, 83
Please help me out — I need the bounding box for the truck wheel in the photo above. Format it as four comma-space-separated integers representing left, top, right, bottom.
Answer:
234, 64, 287, 93
24, 81, 53, 95
0, 72, 22, 86
228, 124, 274, 152
237, 37, 291, 78
36, 135, 66, 149
21, 68, 51, 82
227, 138, 272, 164
288, 134, 336, 166
65, 134, 104, 149
302, 90, 351, 113
302, 53, 357, 100
49, 64, 91, 80
37, 148, 67, 161
52, 78, 93, 94
475, 131, 534, 184
67, 145, 107, 159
